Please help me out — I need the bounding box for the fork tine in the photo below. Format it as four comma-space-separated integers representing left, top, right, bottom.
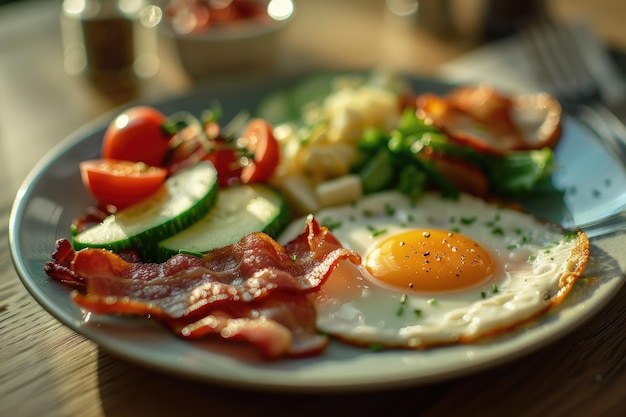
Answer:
521, 21, 567, 96
521, 19, 601, 102
547, 22, 602, 101
521, 19, 626, 163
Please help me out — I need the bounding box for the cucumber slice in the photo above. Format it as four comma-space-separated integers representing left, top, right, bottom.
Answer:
157, 184, 290, 261
72, 161, 218, 260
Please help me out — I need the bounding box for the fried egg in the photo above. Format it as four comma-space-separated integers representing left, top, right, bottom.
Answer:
278, 191, 589, 349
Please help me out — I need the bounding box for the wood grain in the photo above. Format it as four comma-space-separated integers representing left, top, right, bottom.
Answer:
2, 1, 626, 416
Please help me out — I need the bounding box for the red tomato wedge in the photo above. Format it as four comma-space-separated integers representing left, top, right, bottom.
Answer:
238, 118, 280, 184
164, 121, 243, 187
80, 159, 168, 209
204, 145, 243, 187
102, 106, 173, 167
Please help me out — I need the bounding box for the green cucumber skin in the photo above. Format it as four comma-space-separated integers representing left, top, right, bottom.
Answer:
156, 184, 291, 262
71, 162, 218, 261
259, 189, 291, 237
253, 184, 291, 238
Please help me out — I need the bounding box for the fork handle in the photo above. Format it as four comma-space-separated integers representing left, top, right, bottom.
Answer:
568, 101, 626, 162
581, 210, 626, 238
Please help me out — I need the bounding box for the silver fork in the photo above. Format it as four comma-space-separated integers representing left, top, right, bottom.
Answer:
521, 19, 626, 237
520, 18, 626, 162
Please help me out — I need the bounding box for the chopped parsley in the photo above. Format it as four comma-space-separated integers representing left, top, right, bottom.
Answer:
460, 216, 477, 225
369, 343, 384, 352
491, 227, 504, 236
368, 225, 387, 237
321, 217, 342, 231
384, 202, 395, 216
563, 231, 577, 241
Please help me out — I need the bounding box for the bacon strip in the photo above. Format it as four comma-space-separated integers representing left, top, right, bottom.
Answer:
45, 216, 360, 359
416, 85, 562, 155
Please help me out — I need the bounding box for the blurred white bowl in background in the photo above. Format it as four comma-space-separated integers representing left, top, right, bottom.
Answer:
156, 0, 294, 78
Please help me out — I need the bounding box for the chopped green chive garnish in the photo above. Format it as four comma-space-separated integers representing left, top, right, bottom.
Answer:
563, 231, 577, 241
369, 343, 384, 352
491, 227, 504, 236
460, 216, 477, 225
321, 217, 343, 231
368, 225, 387, 237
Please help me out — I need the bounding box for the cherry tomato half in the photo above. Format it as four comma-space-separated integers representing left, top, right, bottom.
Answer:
164, 121, 242, 187
238, 118, 280, 184
204, 145, 243, 187
102, 106, 172, 167
80, 159, 168, 209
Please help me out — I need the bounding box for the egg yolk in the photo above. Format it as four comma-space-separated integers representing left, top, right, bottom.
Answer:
364, 229, 494, 293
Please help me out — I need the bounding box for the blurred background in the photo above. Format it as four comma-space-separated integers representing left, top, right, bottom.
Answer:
2, 3, 626, 416
1, 0, 625, 197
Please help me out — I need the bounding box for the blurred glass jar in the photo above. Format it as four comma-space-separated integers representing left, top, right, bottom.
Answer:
387, 0, 546, 41
61, 0, 163, 89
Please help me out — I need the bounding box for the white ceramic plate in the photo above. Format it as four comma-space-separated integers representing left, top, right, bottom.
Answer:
9, 73, 626, 392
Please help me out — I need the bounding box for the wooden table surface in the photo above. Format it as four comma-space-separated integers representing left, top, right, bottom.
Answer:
2, 1, 626, 416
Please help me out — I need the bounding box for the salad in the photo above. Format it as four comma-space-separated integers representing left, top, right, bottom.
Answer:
78, 72, 562, 222
43, 72, 574, 360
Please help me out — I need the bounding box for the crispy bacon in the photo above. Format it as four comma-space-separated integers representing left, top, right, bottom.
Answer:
169, 293, 329, 358
416, 84, 562, 155
44, 239, 84, 285
45, 216, 360, 359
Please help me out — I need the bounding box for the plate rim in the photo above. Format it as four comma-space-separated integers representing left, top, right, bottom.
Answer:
8, 72, 626, 392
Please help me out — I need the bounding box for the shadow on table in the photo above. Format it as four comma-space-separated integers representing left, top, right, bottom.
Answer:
93, 349, 446, 417
94, 261, 626, 417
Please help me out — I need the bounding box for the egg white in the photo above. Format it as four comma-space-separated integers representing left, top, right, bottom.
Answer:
278, 190, 589, 349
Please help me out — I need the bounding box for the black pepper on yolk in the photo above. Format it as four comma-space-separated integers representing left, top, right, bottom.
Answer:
364, 230, 494, 293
